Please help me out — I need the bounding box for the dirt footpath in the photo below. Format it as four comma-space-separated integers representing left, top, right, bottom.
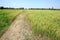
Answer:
0, 11, 34, 40
0, 10, 51, 40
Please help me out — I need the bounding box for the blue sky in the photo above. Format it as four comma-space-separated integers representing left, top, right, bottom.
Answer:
0, 0, 60, 8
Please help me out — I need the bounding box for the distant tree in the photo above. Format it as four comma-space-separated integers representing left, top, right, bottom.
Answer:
19, 7, 24, 10
0, 6, 4, 9
49, 8, 50, 10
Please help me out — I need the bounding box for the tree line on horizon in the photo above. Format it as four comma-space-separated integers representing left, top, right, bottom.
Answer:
0, 6, 24, 10
0, 6, 60, 10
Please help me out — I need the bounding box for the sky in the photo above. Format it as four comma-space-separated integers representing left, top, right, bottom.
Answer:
0, 0, 60, 8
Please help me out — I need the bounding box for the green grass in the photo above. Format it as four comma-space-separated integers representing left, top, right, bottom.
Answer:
26, 10, 60, 40
0, 9, 23, 37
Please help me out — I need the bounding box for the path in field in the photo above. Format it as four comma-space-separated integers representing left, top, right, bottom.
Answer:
0, 10, 34, 40
0, 10, 51, 40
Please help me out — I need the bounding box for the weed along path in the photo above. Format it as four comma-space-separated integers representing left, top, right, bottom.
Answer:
0, 10, 34, 40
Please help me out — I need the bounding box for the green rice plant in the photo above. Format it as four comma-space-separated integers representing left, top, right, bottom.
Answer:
26, 10, 60, 40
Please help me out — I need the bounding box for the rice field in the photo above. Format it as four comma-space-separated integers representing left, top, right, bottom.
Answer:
0, 9, 23, 37
26, 10, 60, 40
0, 9, 60, 40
